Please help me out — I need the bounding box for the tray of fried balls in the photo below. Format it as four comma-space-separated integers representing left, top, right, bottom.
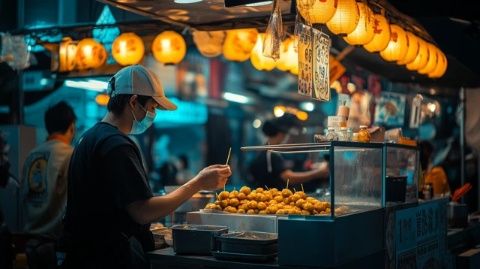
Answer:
204, 186, 345, 216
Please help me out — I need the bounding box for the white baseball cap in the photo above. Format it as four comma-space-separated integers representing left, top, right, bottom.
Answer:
108, 65, 177, 110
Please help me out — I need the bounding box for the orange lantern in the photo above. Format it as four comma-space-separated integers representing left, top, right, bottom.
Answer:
397, 32, 419, 65
75, 38, 107, 70
276, 37, 297, 72
418, 44, 438, 74
192, 30, 225, 57
326, 0, 360, 35
59, 37, 77, 72
152, 31, 186, 65
95, 94, 110, 106
429, 51, 447, 78
112, 33, 145, 66
379, 24, 408, 62
297, 0, 337, 24
250, 33, 276, 71
344, 2, 375, 45
363, 14, 390, 52
223, 28, 258, 62
406, 38, 429, 71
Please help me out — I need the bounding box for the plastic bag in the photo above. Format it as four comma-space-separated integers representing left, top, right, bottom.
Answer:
263, 0, 284, 60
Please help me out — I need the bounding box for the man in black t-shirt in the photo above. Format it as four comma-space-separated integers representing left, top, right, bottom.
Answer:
63, 65, 231, 269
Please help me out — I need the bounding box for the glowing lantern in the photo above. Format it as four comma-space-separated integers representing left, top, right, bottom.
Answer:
290, 56, 299, 75
418, 44, 438, 74
250, 34, 276, 71
152, 31, 186, 65
326, 0, 360, 35
363, 14, 390, 52
429, 51, 447, 78
344, 2, 375, 45
75, 38, 107, 70
276, 37, 297, 72
59, 37, 77, 72
297, 0, 337, 24
379, 24, 408, 62
397, 32, 419, 65
406, 38, 429, 71
95, 94, 110, 106
192, 30, 225, 57
112, 33, 144, 66
223, 28, 258, 62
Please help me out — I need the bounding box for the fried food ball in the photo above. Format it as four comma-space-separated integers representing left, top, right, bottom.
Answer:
302, 202, 314, 211
295, 199, 306, 208
256, 193, 265, 202
263, 193, 273, 201
287, 208, 297, 215
283, 197, 291, 204
248, 200, 258, 209
217, 200, 228, 208
295, 191, 307, 199
254, 209, 259, 214
290, 193, 301, 202
228, 198, 240, 207
237, 208, 246, 214
276, 209, 288, 215
224, 206, 237, 213
257, 202, 267, 210
255, 187, 264, 193
282, 189, 293, 197
274, 195, 284, 203
301, 210, 311, 216
205, 203, 216, 209
269, 188, 279, 194
247, 193, 257, 201
266, 205, 278, 214
237, 192, 247, 200
247, 209, 256, 214
259, 210, 267, 215
306, 197, 316, 202
240, 186, 251, 195
314, 202, 328, 212
239, 203, 249, 211
229, 190, 239, 199
218, 191, 230, 200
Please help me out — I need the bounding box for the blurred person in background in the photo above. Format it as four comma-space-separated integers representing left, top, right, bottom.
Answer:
419, 141, 451, 197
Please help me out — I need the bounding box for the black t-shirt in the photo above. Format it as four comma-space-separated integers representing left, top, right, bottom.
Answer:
64, 122, 153, 260
249, 151, 287, 190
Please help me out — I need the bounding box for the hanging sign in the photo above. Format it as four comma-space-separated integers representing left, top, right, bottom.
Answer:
312, 29, 331, 101
298, 24, 313, 97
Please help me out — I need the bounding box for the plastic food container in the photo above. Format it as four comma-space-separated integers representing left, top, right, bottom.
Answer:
172, 224, 228, 255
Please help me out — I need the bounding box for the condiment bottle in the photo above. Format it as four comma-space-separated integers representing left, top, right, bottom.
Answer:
326, 127, 339, 141
338, 127, 348, 141
357, 125, 371, 143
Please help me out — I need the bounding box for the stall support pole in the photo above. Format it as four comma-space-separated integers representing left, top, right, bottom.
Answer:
11, 70, 24, 125
460, 87, 466, 203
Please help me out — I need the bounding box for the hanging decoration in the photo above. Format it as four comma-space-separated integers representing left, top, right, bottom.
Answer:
192, 30, 225, 57
59, 37, 77, 72
223, 28, 258, 62
363, 13, 390, 52
152, 31, 187, 65
298, 23, 314, 97
297, 0, 337, 25
277, 37, 297, 72
344, 2, 375, 45
76, 38, 107, 70
263, 0, 284, 60
250, 33, 277, 71
428, 51, 447, 78
112, 33, 144, 66
312, 29, 331, 101
397, 32, 419, 65
326, 0, 360, 36
418, 43, 438, 74
406, 38, 429, 71
379, 24, 407, 62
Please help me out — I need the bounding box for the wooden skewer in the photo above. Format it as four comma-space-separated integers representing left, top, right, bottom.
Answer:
301, 184, 304, 192
265, 185, 270, 190
224, 147, 232, 191
286, 178, 290, 190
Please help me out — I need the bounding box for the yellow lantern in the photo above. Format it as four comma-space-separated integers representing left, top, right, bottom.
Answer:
297, 0, 337, 24
406, 39, 429, 71
192, 30, 225, 57
75, 38, 107, 70
397, 32, 419, 65
250, 34, 276, 71
429, 51, 447, 78
344, 2, 375, 45
112, 33, 144, 66
418, 44, 438, 74
59, 37, 77, 72
379, 24, 408, 62
276, 37, 297, 72
152, 31, 186, 65
363, 14, 390, 52
223, 28, 258, 62
326, 0, 360, 35
290, 61, 299, 75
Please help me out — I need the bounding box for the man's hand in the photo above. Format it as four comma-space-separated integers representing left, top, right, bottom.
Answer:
193, 164, 232, 190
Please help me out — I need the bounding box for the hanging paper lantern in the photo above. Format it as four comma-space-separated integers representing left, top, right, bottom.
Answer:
363, 14, 390, 52
112, 33, 145, 66
290, 60, 299, 75
326, 0, 360, 35
406, 38, 429, 71
192, 30, 225, 58
418, 44, 438, 74
223, 28, 258, 62
59, 37, 77, 72
428, 50, 447, 78
397, 32, 419, 65
276, 37, 297, 72
344, 2, 375, 45
297, 0, 337, 24
379, 24, 408, 62
152, 31, 186, 65
250, 34, 276, 71
75, 38, 107, 70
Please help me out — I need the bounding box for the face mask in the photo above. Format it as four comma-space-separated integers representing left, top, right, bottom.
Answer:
130, 104, 156, 135
0, 161, 10, 188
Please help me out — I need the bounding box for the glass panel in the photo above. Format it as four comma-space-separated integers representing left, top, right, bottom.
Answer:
386, 146, 418, 203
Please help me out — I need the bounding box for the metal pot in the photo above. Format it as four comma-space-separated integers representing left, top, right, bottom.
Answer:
447, 202, 468, 228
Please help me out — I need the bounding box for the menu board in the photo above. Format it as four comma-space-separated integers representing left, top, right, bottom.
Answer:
312, 29, 331, 101
297, 24, 313, 97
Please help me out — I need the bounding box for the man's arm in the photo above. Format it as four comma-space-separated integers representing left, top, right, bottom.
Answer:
280, 161, 329, 184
